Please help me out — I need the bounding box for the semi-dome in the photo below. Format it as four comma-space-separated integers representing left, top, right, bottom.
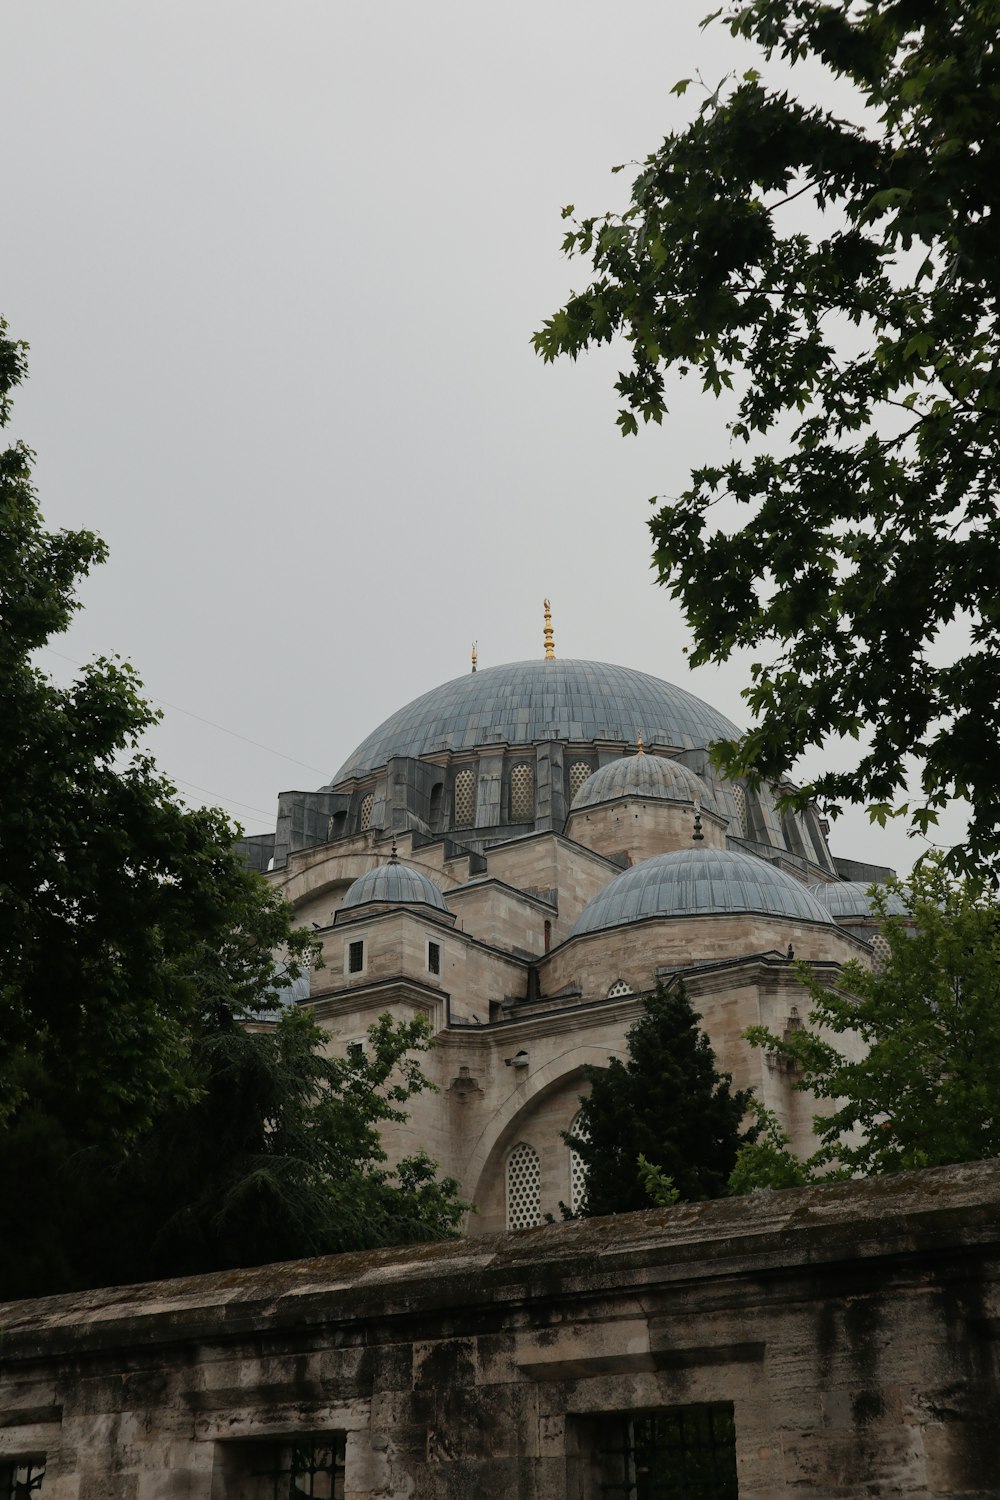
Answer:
331, 659, 740, 783
571, 847, 831, 936
571, 751, 717, 813
809, 881, 908, 920
340, 859, 450, 914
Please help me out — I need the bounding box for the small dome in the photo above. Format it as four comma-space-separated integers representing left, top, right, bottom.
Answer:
571, 847, 832, 935
809, 881, 908, 920
341, 858, 450, 914
571, 752, 716, 813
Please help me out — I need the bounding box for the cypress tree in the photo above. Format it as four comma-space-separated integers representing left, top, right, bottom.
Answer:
567, 980, 755, 1215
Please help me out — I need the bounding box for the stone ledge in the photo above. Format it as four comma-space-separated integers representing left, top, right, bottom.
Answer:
2, 1159, 999, 1365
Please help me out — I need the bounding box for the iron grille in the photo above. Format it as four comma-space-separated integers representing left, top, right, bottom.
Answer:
0, 1462, 45, 1499
255, 1436, 346, 1499
599, 1406, 738, 1499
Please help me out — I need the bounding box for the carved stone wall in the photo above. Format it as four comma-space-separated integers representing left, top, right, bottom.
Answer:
1, 1162, 999, 1497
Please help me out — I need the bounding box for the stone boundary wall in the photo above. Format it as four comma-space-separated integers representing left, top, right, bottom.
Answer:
2, 1161, 1000, 1497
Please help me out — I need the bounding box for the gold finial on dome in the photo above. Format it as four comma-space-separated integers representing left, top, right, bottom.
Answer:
636, 733, 644, 756
543, 598, 555, 660
471, 641, 477, 674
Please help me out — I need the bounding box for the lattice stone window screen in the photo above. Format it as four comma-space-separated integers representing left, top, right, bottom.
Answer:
607, 978, 633, 999
510, 763, 535, 821
568, 1110, 590, 1215
730, 784, 747, 838
454, 768, 476, 827
359, 793, 374, 831
870, 932, 891, 972
506, 1142, 542, 1230
569, 760, 593, 800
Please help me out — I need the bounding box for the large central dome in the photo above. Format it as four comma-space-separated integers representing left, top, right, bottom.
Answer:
331, 659, 741, 783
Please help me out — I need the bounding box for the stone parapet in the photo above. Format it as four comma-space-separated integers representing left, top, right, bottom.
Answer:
1, 1162, 999, 1496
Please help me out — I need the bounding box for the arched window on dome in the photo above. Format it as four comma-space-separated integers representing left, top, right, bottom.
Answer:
567, 1111, 590, 1216
506, 1142, 541, 1230
359, 794, 374, 832
454, 768, 476, 827
510, 763, 535, 822
607, 978, 633, 999
870, 933, 891, 973
428, 782, 444, 832
569, 760, 593, 800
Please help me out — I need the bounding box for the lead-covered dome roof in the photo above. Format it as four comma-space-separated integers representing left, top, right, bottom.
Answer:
331, 659, 740, 783
809, 881, 908, 919
571, 847, 831, 935
340, 861, 450, 914
571, 752, 717, 812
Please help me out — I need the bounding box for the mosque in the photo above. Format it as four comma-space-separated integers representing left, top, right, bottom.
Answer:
242, 605, 900, 1232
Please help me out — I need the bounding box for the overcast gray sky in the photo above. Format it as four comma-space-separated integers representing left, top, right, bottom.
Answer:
4, 2, 966, 873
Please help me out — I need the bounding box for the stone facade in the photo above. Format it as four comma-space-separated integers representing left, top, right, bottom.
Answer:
1, 1162, 998, 1497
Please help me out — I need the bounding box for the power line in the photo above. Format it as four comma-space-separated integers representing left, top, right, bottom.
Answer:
39, 646, 326, 776
170, 775, 276, 825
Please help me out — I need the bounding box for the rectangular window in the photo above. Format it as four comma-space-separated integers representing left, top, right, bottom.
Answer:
254, 1436, 346, 1499
347, 1039, 365, 1060
597, 1405, 738, 1499
427, 940, 441, 975
348, 940, 364, 974
0, 1460, 46, 1498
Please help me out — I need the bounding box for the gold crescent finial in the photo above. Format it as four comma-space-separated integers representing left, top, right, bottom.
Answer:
471, 641, 478, 674
636, 733, 644, 756
543, 598, 555, 660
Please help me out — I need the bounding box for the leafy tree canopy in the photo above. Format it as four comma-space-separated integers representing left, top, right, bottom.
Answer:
534, 0, 1000, 875
0, 320, 464, 1297
566, 980, 755, 1214
2, 1007, 465, 1298
737, 857, 1000, 1184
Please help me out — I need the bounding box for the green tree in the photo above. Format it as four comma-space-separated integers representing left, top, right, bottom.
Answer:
0, 1005, 469, 1299
566, 981, 755, 1214
742, 859, 1000, 1179
534, 1, 1000, 875
1, 317, 311, 1141
0, 320, 464, 1297
727, 1101, 812, 1194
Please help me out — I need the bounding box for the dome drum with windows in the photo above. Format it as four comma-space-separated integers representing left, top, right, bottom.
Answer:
268, 616, 834, 871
